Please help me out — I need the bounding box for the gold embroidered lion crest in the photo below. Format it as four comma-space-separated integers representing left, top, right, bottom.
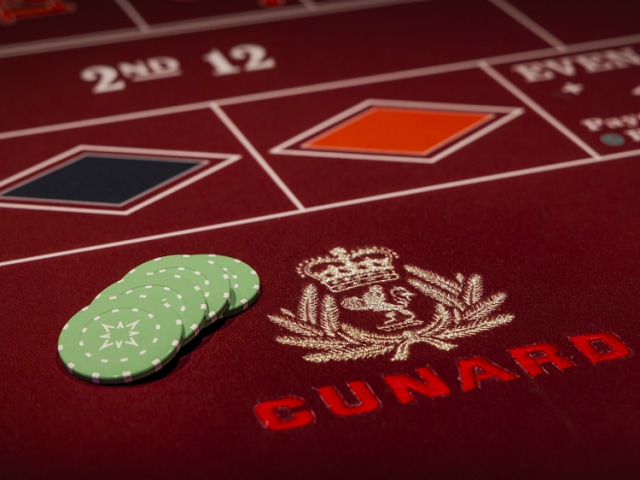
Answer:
268, 247, 514, 362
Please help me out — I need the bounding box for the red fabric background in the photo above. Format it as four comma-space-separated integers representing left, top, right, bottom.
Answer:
1, 1, 638, 479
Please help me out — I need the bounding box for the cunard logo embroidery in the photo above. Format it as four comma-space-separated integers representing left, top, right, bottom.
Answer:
268, 247, 514, 362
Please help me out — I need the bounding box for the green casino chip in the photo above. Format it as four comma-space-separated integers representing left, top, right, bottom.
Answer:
90, 293, 184, 344
92, 271, 208, 346
195, 255, 260, 318
126, 255, 231, 324
58, 304, 183, 384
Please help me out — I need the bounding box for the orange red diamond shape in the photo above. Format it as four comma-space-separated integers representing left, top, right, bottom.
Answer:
303, 107, 493, 156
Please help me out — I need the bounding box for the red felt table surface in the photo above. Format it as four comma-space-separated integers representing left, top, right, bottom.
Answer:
1, 1, 639, 479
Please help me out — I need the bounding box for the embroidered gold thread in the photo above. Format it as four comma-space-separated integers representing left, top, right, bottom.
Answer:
269, 248, 514, 363
341, 285, 423, 331
297, 247, 399, 293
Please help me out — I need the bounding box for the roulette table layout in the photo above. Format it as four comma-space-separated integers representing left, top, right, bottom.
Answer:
1, 1, 639, 478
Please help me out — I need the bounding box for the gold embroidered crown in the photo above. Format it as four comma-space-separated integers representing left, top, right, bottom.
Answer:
297, 247, 399, 293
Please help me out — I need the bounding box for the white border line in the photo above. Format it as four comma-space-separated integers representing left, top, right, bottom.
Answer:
488, 0, 567, 52
1, 149, 636, 268
70, 144, 239, 160
0, 145, 85, 189
367, 98, 519, 114
270, 99, 524, 164
271, 100, 373, 153
210, 102, 306, 210
272, 99, 520, 152
126, 156, 239, 214
214, 55, 541, 108
0, 144, 237, 189
299, 110, 493, 157
298, 0, 318, 10
0, 145, 241, 215
3, 33, 640, 142
0, 102, 210, 141
0, 0, 422, 59
480, 62, 601, 158
0, 153, 207, 207
297, 110, 494, 160
113, 0, 150, 33
0, 22, 636, 265
428, 108, 524, 163
269, 148, 441, 165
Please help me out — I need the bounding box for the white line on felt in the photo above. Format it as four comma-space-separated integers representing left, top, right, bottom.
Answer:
209, 102, 306, 210
0, 144, 233, 190
271, 148, 437, 164
479, 62, 601, 159
70, 144, 238, 160
427, 109, 524, 164
113, 0, 151, 33
0, 0, 419, 59
271, 99, 521, 157
298, 0, 318, 10
124, 155, 240, 214
488, 0, 567, 52
270, 100, 373, 152
368, 98, 519, 114
1, 149, 638, 269
0, 56, 557, 141
0, 102, 210, 141
0, 155, 239, 216
0, 202, 129, 216
0, 146, 84, 189
2, 32, 640, 141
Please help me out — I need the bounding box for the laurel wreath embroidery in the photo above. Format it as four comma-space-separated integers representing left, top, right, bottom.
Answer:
268, 265, 514, 362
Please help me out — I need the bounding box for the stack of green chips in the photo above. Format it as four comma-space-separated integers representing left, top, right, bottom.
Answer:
57, 254, 260, 385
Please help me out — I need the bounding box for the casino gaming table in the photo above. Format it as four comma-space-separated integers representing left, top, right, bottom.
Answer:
1, 1, 639, 479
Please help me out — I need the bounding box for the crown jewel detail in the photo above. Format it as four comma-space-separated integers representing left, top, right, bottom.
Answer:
297, 247, 399, 292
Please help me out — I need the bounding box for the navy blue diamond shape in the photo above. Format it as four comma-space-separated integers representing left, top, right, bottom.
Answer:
1, 155, 201, 205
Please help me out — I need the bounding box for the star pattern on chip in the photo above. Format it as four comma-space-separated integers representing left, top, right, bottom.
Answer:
99, 320, 140, 350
